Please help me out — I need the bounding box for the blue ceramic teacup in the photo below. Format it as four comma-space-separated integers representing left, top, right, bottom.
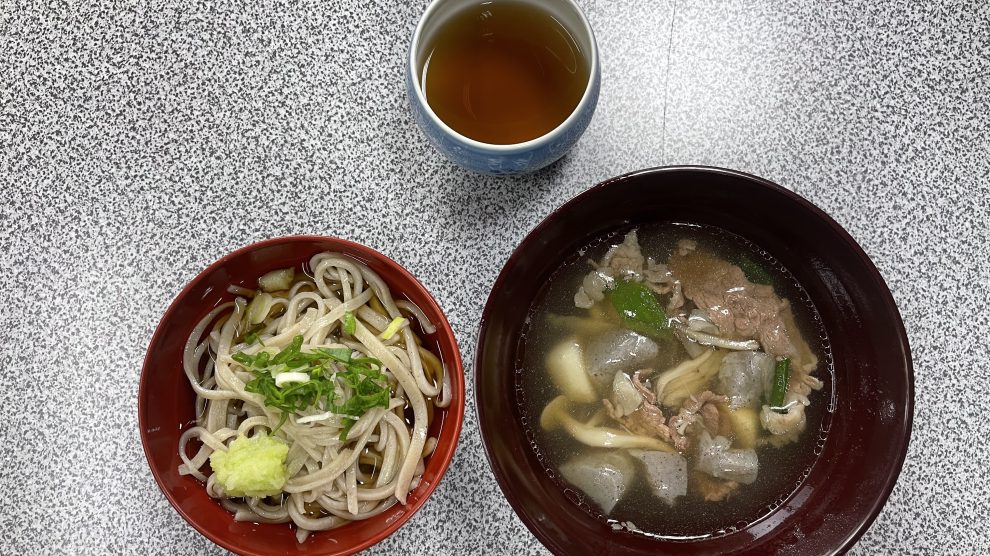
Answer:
407, 0, 600, 175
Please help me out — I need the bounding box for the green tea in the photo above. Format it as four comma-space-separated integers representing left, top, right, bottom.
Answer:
422, 1, 590, 145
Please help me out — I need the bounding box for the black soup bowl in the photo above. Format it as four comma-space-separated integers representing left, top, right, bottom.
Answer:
475, 166, 913, 555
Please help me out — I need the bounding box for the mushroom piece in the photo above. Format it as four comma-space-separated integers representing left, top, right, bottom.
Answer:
575, 269, 614, 309
652, 351, 711, 402
609, 372, 644, 418
541, 396, 674, 452
687, 309, 719, 334
675, 328, 709, 359
559, 451, 635, 515
677, 323, 761, 351
546, 337, 598, 403
760, 391, 809, 437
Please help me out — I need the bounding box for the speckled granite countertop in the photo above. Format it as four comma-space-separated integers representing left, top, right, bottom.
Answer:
2, 0, 988, 554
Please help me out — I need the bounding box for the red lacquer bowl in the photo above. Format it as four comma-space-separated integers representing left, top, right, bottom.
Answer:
475, 167, 914, 555
139, 236, 465, 556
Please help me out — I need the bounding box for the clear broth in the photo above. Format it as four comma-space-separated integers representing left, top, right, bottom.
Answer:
421, 0, 589, 144
517, 223, 835, 539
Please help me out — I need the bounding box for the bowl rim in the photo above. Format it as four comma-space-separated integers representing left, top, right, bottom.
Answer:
474, 165, 915, 553
139, 234, 465, 556
407, 0, 600, 153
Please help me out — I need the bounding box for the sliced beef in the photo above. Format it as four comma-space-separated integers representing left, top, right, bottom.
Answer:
667, 390, 728, 452
690, 471, 740, 502
604, 372, 673, 443
667, 241, 801, 364
602, 230, 645, 276
575, 231, 676, 309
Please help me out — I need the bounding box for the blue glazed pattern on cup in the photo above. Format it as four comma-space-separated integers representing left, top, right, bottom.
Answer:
407, 0, 600, 176
406, 66, 600, 175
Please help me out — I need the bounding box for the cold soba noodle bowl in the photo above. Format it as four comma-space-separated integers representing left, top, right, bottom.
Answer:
522, 224, 834, 538
177, 252, 452, 543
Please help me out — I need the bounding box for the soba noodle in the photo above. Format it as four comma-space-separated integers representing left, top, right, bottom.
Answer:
177, 252, 449, 542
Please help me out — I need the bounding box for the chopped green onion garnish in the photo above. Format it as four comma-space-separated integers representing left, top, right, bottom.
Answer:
343, 311, 357, 336
244, 323, 265, 345
234, 335, 389, 435
313, 347, 352, 363
379, 317, 408, 340
258, 268, 294, 292
274, 371, 311, 387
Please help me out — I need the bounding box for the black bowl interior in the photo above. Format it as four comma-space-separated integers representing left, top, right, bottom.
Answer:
475, 166, 913, 555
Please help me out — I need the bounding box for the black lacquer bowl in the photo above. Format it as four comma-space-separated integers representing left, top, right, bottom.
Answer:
475, 166, 913, 555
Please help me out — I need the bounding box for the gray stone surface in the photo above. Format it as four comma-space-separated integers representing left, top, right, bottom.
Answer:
1, 0, 987, 554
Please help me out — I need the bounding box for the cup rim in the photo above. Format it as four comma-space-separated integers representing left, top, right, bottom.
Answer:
408, 0, 599, 152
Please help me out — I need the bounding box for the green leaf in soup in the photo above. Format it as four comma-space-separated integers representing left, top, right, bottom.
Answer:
737, 255, 773, 285
606, 279, 671, 339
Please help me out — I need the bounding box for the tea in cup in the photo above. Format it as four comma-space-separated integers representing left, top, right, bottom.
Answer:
407, 0, 600, 175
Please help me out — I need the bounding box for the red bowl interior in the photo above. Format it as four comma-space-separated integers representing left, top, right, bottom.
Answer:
475, 167, 914, 555
139, 236, 465, 556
